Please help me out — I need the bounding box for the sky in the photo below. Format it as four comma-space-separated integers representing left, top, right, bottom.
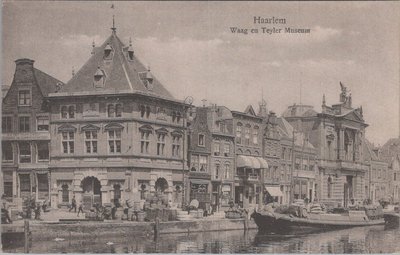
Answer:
2, 1, 400, 146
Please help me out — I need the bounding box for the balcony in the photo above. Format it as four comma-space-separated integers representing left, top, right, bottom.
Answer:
247, 173, 259, 183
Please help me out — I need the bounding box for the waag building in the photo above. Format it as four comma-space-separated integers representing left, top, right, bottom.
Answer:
47, 24, 189, 209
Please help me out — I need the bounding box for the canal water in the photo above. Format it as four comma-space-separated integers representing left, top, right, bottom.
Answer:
3, 225, 400, 253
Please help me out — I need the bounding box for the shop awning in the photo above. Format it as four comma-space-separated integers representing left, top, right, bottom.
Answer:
265, 186, 283, 197
256, 157, 269, 169
237, 155, 260, 169
190, 179, 209, 185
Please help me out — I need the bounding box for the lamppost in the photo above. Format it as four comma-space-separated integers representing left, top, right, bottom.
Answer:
182, 96, 193, 208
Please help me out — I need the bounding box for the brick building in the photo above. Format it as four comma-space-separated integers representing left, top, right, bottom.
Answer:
2, 58, 63, 204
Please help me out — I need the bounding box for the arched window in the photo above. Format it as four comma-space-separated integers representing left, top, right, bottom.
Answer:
62, 184, 69, 203
108, 104, 115, 117
61, 106, 68, 119
224, 163, 230, 179
176, 112, 181, 123
253, 126, 259, 145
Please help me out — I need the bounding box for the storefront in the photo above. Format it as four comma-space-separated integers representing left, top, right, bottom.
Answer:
264, 185, 284, 204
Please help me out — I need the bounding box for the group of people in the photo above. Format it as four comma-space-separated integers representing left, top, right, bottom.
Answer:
68, 196, 84, 216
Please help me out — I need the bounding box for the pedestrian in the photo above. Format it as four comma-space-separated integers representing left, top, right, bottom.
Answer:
69, 196, 77, 213
77, 201, 84, 217
1, 194, 12, 224
34, 204, 41, 220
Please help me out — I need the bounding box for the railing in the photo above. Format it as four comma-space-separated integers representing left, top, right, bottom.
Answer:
247, 174, 259, 182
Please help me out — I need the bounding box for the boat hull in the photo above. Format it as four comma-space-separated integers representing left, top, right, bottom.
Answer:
251, 211, 385, 233
383, 212, 400, 227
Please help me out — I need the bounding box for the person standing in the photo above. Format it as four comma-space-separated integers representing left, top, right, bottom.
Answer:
69, 196, 77, 213
77, 201, 84, 217
1, 194, 12, 224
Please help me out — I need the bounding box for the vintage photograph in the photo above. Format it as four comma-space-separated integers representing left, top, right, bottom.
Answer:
1, 1, 400, 253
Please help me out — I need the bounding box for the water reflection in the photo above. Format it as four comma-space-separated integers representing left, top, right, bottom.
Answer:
3, 225, 400, 253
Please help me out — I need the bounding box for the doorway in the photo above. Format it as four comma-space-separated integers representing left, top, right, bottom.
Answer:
81, 176, 102, 210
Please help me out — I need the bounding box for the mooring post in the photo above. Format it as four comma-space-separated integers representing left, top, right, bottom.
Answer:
24, 219, 30, 253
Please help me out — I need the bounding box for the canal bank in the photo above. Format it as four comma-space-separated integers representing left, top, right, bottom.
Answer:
2, 218, 257, 243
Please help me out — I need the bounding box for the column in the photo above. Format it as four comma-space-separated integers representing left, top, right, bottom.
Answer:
339, 128, 345, 160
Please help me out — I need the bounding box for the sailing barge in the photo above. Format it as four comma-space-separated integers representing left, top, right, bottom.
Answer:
251, 205, 385, 233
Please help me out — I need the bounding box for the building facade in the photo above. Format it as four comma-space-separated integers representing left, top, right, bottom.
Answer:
283, 84, 368, 207
47, 27, 188, 209
2, 58, 63, 204
232, 105, 268, 209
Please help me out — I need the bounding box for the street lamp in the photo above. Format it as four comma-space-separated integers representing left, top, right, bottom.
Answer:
182, 96, 193, 208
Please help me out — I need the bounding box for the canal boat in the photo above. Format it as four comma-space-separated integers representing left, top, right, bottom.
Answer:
383, 206, 400, 227
251, 207, 385, 233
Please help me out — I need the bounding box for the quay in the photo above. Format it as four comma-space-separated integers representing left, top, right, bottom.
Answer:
1, 218, 257, 243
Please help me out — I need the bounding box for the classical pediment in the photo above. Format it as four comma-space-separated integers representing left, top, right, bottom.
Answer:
81, 124, 100, 132
104, 122, 124, 131
139, 124, 153, 132
342, 110, 364, 123
58, 124, 77, 132
155, 127, 169, 134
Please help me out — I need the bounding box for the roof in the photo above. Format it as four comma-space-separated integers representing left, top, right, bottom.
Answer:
56, 31, 174, 100
277, 117, 314, 149
282, 104, 318, 118
363, 139, 379, 161
33, 68, 64, 96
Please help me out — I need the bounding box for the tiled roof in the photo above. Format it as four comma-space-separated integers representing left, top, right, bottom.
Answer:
59, 32, 174, 99
34, 68, 64, 96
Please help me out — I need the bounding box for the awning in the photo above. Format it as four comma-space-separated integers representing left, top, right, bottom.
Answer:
237, 155, 260, 169
265, 186, 283, 197
190, 179, 209, 185
256, 157, 269, 169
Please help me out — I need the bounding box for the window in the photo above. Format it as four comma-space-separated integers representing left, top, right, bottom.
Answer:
37, 141, 49, 161
62, 184, 69, 203
85, 131, 98, 154
172, 135, 181, 157
236, 124, 242, 144
140, 105, 151, 118
20, 174, 31, 193
172, 111, 182, 123
156, 107, 166, 120
215, 164, 220, 179
2, 116, 12, 133
18, 89, 31, 106
19, 116, 30, 132
253, 127, 259, 144
19, 142, 31, 163
62, 131, 74, 154
61, 106, 68, 119
190, 155, 199, 171
61, 105, 75, 119
108, 130, 121, 153
198, 134, 205, 146
37, 117, 49, 131
141, 131, 150, 154
219, 122, 225, 133
157, 133, 166, 156
2, 141, 13, 162
244, 126, 250, 145
37, 174, 48, 199
224, 143, 230, 156
108, 104, 122, 117
214, 143, 220, 156
199, 155, 207, 172
224, 164, 230, 179
3, 172, 13, 198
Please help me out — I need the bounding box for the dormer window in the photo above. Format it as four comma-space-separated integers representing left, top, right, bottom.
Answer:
104, 43, 113, 60
138, 68, 154, 91
128, 47, 134, 61
93, 67, 106, 88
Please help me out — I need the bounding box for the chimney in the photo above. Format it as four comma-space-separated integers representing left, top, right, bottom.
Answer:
14, 58, 35, 84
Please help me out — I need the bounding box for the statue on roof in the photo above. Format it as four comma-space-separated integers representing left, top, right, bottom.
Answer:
340, 82, 348, 103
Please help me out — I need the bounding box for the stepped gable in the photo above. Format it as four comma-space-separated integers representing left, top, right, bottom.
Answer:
60, 31, 174, 99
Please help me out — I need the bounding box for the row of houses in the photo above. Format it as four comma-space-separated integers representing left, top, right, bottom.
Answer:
2, 25, 399, 212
